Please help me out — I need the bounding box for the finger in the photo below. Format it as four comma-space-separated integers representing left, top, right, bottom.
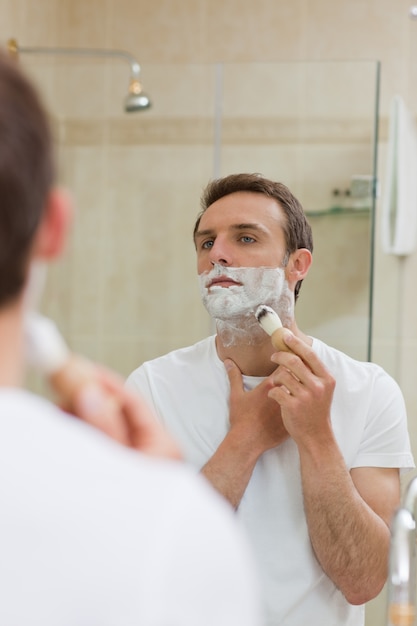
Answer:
120, 386, 160, 428
224, 358, 244, 395
285, 334, 327, 376
120, 388, 182, 460
268, 385, 295, 406
270, 354, 307, 390
272, 334, 328, 380
87, 364, 126, 393
73, 382, 130, 445
273, 368, 301, 397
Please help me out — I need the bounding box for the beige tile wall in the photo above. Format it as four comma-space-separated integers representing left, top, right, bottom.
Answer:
1, 1, 417, 624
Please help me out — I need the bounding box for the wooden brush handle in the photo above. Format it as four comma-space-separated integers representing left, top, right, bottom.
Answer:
271, 328, 292, 352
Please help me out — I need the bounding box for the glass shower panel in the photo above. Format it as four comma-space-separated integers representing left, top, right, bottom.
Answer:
217, 61, 379, 361
24, 61, 219, 380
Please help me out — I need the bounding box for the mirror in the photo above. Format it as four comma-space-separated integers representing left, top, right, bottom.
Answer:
21, 59, 379, 391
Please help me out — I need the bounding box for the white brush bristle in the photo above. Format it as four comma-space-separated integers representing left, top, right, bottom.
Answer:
255, 305, 283, 336
25, 312, 70, 375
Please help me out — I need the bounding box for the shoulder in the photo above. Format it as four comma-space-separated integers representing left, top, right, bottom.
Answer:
0, 392, 261, 626
0, 388, 74, 435
312, 338, 404, 403
127, 336, 216, 383
313, 338, 393, 378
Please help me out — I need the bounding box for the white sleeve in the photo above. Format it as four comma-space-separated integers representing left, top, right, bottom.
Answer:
125, 364, 151, 396
125, 365, 160, 415
353, 369, 414, 471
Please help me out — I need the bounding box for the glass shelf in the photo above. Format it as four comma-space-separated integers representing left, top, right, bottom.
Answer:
306, 206, 371, 217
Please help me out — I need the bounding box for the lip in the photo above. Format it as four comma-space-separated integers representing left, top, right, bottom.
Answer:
208, 276, 242, 289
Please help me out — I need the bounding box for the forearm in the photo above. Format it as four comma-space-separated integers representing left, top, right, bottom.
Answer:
201, 430, 261, 509
299, 437, 390, 604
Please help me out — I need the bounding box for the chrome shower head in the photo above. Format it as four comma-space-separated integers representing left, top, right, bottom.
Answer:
124, 77, 151, 112
7, 38, 152, 113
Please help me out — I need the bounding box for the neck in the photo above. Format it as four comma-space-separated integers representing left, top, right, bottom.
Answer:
0, 297, 26, 387
215, 317, 309, 376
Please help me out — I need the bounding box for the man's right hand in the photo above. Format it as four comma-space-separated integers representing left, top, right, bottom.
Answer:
200, 359, 289, 509
224, 358, 289, 456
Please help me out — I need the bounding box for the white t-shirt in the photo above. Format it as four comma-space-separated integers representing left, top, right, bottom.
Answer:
127, 335, 415, 626
0, 388, 262, 626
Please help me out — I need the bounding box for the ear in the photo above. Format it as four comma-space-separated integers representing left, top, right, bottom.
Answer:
285, 248, 312, 287
32, 187, 73, 260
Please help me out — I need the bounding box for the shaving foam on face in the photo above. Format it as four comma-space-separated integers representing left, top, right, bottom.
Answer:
199, 264, 293, 323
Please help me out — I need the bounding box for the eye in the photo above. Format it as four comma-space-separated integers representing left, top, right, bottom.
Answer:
240, 235, 256, 244
201, 239, 214, 250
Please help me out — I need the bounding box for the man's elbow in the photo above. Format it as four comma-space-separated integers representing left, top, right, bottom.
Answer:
343, 575, 386, 606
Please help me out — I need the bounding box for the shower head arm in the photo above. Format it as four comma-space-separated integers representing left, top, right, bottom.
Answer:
7, 39, 142, 78
7, 38, 151, 112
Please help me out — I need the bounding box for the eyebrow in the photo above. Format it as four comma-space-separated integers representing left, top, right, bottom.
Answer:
194, 223, 266, 241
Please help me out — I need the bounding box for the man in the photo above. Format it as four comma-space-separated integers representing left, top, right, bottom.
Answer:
0, 53, 262, 626
127, 172, 415, 626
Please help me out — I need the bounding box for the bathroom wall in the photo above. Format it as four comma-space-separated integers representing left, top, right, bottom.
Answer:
32, 61, 218, 375
1, 1, 416, 624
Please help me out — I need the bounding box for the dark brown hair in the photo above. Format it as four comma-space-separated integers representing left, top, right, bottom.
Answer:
0, 51, 55, 306
194, 173, 313, 300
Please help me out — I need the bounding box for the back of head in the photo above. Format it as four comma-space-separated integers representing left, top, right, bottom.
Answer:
195, 172, 313, 300
0, 51, 54, 307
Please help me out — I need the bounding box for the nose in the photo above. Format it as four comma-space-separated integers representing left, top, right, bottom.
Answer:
208, 238, 232, 266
